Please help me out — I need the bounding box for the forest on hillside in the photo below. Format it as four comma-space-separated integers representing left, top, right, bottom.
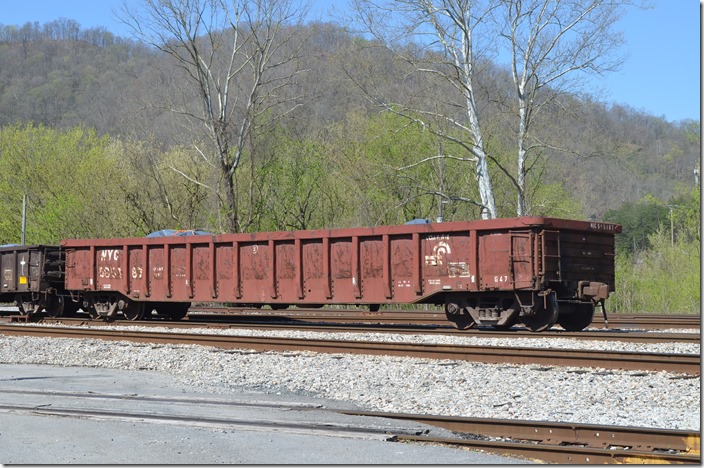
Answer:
0, 5, 699, 312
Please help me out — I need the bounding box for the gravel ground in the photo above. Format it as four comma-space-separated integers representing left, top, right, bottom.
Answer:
0, 325, 699, 431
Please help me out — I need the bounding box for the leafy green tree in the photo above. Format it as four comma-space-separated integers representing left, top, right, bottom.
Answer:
319, 111, 584, 227
612, 226, 700, 314
0, 123, 132, 243
668, 186, 701, 245
118, 140, 212, 235
243, 130, 342, 231
324, 111, 461, 226
603, 197, 669, 254
608, 186, 700, 314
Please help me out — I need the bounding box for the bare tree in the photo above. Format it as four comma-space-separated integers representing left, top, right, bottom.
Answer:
119, 0, 308, 232
498, 0, 632, 216
351, 0, 501, 219
351, 0, 640, 219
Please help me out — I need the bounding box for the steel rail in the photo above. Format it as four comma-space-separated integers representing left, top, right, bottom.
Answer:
0, 388, 698, 464
396, 434, 700, 464
3, 306, 699, 329
1, 324, 699, 374
339, 410, 700, 452
0, 403, 413, 440
188, 307, 701, 329
2, 403, 696, 465
30, 317, 701, 344
2, 386, 696, 454
591, 314, 701, 328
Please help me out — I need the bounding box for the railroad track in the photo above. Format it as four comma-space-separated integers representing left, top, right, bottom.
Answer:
187, 307, 701, 330
1, 324, 699, 374
27, 317, 701, 344
0, 388, 697, 464
390, 416, 700, 464
591, 314, 701, 329
2, 306, 699, 330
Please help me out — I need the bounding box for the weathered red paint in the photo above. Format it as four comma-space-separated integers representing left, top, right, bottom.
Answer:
62, 217, 621, 308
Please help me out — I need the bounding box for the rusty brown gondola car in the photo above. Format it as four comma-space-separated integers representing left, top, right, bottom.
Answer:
61, 217, 621, 331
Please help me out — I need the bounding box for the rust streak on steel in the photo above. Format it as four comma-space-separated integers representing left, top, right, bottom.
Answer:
338, 410, 700, 453
0, 325, 699, 375
386, 412, 702, 463
396, 435, 700, 464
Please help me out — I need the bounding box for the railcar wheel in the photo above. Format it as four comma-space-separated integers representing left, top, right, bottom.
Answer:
557, 303, 595, 332
448, 314, 476, 330
150, 302, 169, 318
141, 303, 158, 319
86, 305, 100, 320
491, 312, 519, 330
16, 295, 40, 315
44, 295, 64, 318
82, 298, 101, 319
521, 295, 559, 332
167, 303, 190, 321
122, 302, 145, 321
14, 295, 24, 314
63, 299, 81, 317
444, 301, 476, 330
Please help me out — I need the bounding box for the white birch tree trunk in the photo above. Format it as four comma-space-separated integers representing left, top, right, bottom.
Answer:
516, 85, 528, 217
466, 97, 497, 219
503, 0, 628, 217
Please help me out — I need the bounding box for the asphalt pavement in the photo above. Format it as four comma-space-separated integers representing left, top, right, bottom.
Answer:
0, 364, 527, 464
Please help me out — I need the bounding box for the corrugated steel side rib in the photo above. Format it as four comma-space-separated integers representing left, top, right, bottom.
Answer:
61, 217, 621, 310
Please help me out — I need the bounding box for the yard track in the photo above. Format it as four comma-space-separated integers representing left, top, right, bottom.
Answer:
0, 388, 697, 464
26, 316, 701, 344
187, 307, 700, 330
1, 324, 699, 374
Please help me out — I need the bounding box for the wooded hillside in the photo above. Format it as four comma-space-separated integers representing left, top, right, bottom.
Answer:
0, 15, 699, 314
0, 19, 698, 236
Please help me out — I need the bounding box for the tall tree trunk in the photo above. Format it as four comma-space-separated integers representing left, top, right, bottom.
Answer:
221, 158, 239, 233
516, 95, 528, 217
475, 147, 497, 220
466, 91, 497, 219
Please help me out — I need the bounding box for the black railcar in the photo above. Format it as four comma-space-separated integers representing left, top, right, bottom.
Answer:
0, 244, 78, 316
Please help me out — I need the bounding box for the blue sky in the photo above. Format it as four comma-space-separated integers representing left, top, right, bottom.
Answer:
1, 0, 700, 123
